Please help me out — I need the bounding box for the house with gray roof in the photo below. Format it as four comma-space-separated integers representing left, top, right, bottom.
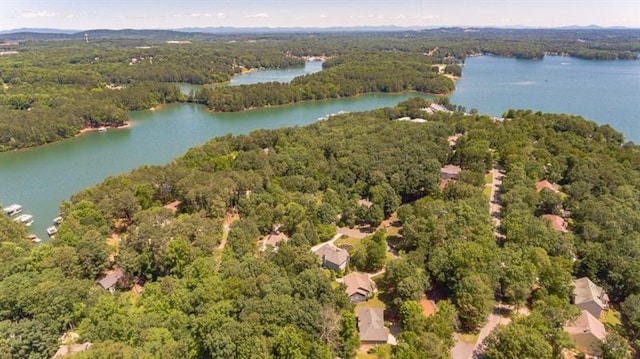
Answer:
313, 243, 350, 272
357, 308, 389, 344
440, 165, 462, 180
343, 272, 373, 303
564, 310, 606, 356
97, 268, 124, 292
572, 277, 609, 319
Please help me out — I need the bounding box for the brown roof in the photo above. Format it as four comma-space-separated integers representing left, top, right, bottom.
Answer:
536, 180, 560, 193
313, 243, 350, 267
97, 268, 124, 290
260, 232, 289, 250
542, 214, 569, 233
573, 277, 609, 311
163, 201, 181, 213
357, 308, 389, 343
564, 310, 606, 341
441, 165, 462, 176
343, 272, 373, 298
52, 342, 92, 358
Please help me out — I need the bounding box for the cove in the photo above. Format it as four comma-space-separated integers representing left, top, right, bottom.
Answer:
0, 91, 433, 238
450, 55, 640, 143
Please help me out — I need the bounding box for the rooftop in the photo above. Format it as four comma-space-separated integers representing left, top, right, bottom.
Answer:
357, 307, 389, 342
313, 243, 350, 266
573, 277, 608, 309
536, 180, 560, 193
564, 310, 606, 341
343, 272, 373, 298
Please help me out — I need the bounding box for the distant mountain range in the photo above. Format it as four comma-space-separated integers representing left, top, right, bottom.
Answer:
0, 25, 637, 42
1, 24, 636, 35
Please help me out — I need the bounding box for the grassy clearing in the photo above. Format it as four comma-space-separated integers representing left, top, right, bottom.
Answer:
458, 332, 479, 344
356, 353, 377, 359
601, 309, 622, 327
356, 293, 386, 311
335, 236, 361, 248
485, 172, 493, 184
483, 185, 492, 200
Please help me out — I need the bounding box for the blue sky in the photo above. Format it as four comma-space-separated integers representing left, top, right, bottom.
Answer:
1, 0, 638, 30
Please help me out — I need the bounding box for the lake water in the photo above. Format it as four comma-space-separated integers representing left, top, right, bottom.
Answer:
0, 92, 432, 238
450, 55, 640, 143
1, 56, 638, 238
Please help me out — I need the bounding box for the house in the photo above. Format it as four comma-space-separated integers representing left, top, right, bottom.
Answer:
440, 165, 462, 180
163, 200, 181, 213
357, 199, 373, 209
536, 180, 560, 193
259, 232, 289, 252
313, 243, 350, 272
97, 269, 124, 292
572, 277, 609, 319
542, 214, 570, 233
52, 342, 92, 358
564, 310, 606, 356
343, 272, 374, 303
357, 308, 389, 344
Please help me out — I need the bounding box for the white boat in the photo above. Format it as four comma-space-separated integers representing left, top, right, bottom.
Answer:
3, 204, 22, 216
53, 216, 63, 225
14, 214, 34, 226
98, 127, 107, 133
47, 226, 58, 236
28, 234, 42, 243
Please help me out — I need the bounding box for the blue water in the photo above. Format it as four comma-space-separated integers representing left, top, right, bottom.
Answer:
451, 55, 640, 143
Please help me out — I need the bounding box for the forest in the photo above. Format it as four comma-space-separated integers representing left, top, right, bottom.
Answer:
1, 97, 640, 358
1, 28, 638, 151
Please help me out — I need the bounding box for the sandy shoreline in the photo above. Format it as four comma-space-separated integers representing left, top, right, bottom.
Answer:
76, 122, 132, 137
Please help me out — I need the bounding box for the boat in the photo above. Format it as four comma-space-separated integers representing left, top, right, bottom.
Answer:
14, 214, 34, 226
47, 226, 58, 236
98, 127, 107, 133
28, 234, 42, 243
3, 204, 22, 216
53, 216, 63, 225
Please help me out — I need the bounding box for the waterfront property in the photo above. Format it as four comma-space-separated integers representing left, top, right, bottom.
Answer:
97, 269, 124, 292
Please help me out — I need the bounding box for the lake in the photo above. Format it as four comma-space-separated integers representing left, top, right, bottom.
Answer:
1, 56, 638, 238
0, 92, 432, 238
450, 55, 640, 143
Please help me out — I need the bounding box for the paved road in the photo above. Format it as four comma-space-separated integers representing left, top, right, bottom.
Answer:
451, 167, 506, 359
310, 232, 344, 253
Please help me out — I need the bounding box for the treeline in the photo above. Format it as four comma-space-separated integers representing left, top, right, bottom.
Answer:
0, 41, 306, 151
196, 52, 455, 111
2, 98, 639, 357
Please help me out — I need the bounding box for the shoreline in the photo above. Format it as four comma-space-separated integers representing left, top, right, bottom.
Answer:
75, 122, 132, 137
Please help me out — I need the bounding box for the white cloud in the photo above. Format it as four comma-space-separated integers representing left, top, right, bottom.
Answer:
19, 11, 59, 19
245, 13, 269, 18
187, 13, 225, 18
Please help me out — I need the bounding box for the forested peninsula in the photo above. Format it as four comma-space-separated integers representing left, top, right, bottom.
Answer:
2, 97, 640, 358
1, 28, 639, 151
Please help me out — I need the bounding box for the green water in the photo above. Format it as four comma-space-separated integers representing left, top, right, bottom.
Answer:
0, 92, 432, 238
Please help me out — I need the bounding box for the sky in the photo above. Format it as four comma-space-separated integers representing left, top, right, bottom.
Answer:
0, 0, 638, 31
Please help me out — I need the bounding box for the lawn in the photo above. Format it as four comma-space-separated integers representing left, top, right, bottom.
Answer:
458, 332, 479, 344
334, 236, 361, 248
355, 293, 386, 311
601, 309, 622, 327
485, 172, 493, 184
